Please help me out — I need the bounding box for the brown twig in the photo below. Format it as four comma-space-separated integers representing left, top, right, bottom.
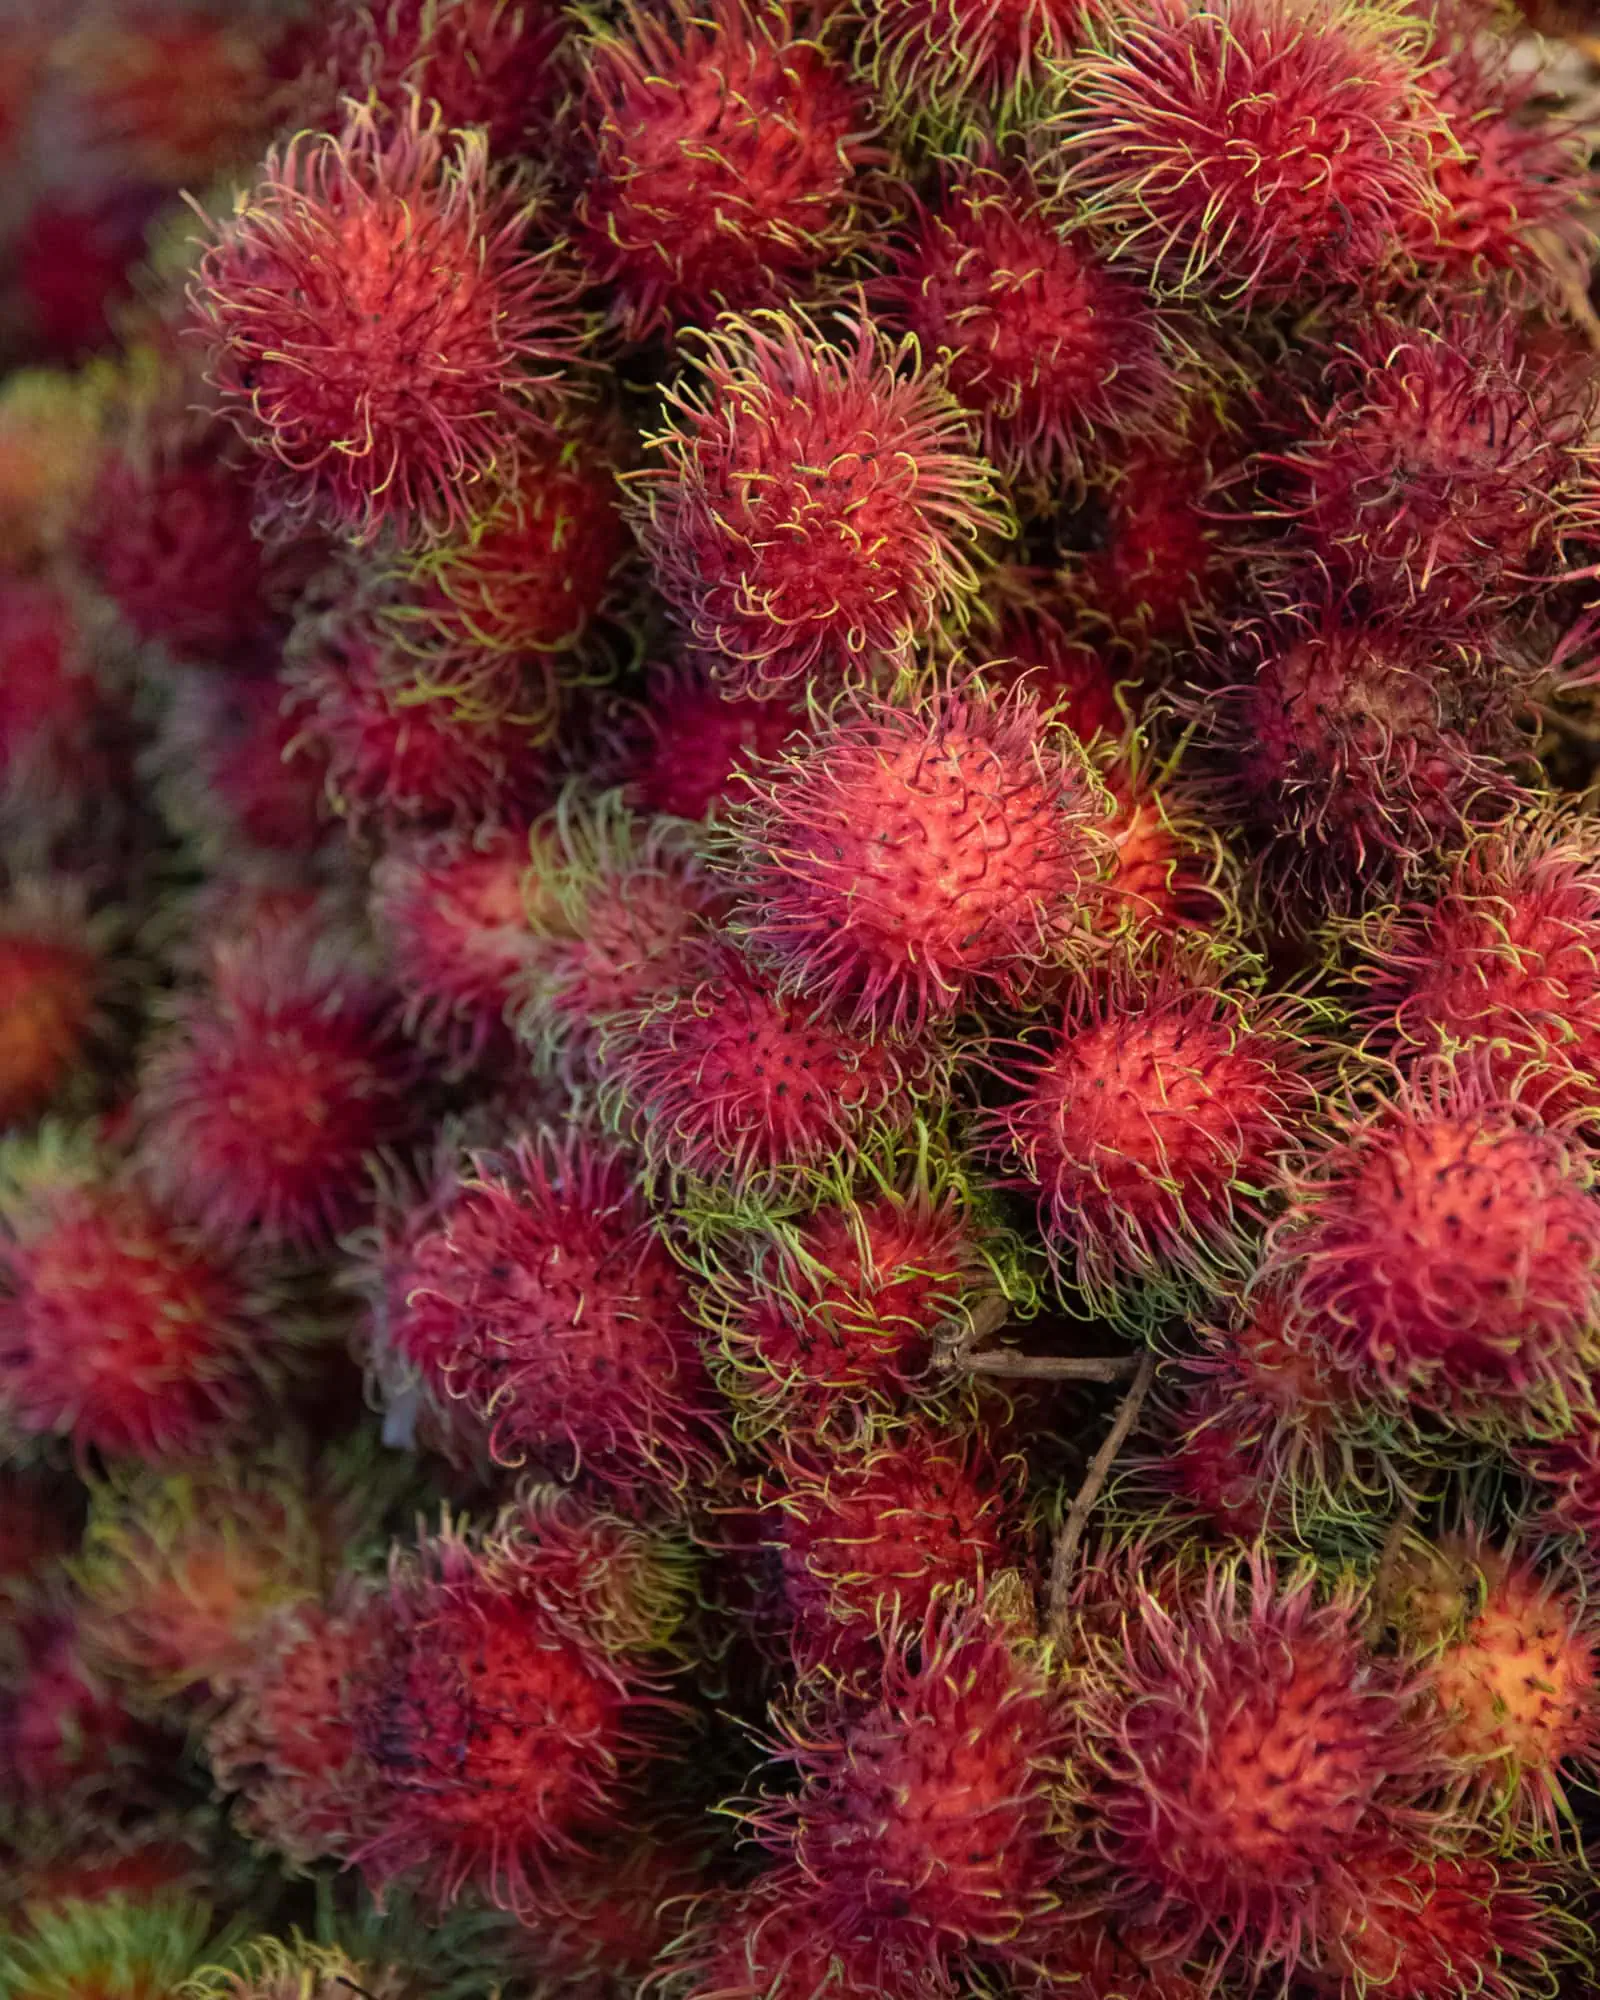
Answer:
948, 1350, 1144, 1383
1046, 1350, 1157, 1642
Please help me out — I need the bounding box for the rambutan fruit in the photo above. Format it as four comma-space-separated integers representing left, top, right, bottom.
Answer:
982, 947, 1323, 1324
971, 602, 1125, 744
0, 1888, 219, 2000
754, 1597, 1068, 1975
760, 1419, 1026, 1679
0, 1470, 76, 1620
348, 1508, 684, 1914
1091, 746, 1232, 940
15, 187, 164, 362
857, 0, 1087, 140
629, 308, 1012, 699
282, 613, 553, 833
573, 0, 882, 343
1319, 1837, 1565, 2000
1142, 1382, 1280, 1544
723, 681, 1110, 1034
376, 1129, 725, 1500
599, 939, 931, 1194
0, 1613, 144, 1804
1019, 1919, 1207, 2000
134, 922, 417, 1254
1266, 308, 1592, 624
190, 93, 587, 546
1072, 1548, 1439, 1978
1518, 1418, 1600, 1566
1049, 0, 1442, 308
157, 669, 332, 863
1352, 815, 1600, 1126
0, 889, 109, 1132
1181, 605, 1528, 911
621, 659, 808, 824
874, 161, 1173, 486
0, 578, 112, 829
1264, 1061, 1600, 1434
677, 1867, 943, 1999
0, 1130, 275, 1463
204, 1594, 382, 1866
510, 1830, 713, 1997
183, 1937, 414, 2000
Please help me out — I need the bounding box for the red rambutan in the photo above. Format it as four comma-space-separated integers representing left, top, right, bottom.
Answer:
1518, 1417, 1600, 1566
1050, 0, 1441, 308
629, 308, 1012, 699
622, 659, 808, 824
0, 1613, 143, 1804
971, 602, 1125, 743
158, 668, 332, 863
0, 579, 109, 820
679, 1867, 948, 1998
0, 896, 106, 1131
858, 0, 1087, 137
574, 0, 883, 341
724, 682, 1109, 1033
510, 1830, 713, 1996
190, 94, 587, 546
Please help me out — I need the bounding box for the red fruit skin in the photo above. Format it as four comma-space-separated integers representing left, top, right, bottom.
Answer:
16, 187, 164, 360
875, 162, 1172, 484
135, 925, 418, 1253
574, 0, 883, 341
0, 579, 114, 835
727, 684, 1109, 1033
1148, 1383, 1276, 1543
0, 925, 99, 1131
761, 1423, 1024, 1679
630, 310, 1011, 698
1068, 433, 1234, 650
1266, 1063, 1600, 1431
164, 669, 331, 861
683, 1868, 948, 1999
599, 942, 930, 1192
0, 1616, 141, 1803
1052, 0, 1440, 307
623, 660, 807, 823
511, 1833, 711, 1997
1073, 1550, 1441, 1978
190, 96, 585, 546
1518, 1420, 1600, 1571
1092, 754, 1230, 939
975, 607, 1125, 744
381, 1131, 725, 1501
984, 952, 1321, 1320
759, 1600, 1068, 1976
860, 0, 1087, 134
0, 1174, 270, 1463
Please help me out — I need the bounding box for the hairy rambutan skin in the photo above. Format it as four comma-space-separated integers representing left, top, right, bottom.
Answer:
1049, 0, 1441, 308
856, 0, 1087, 139
759, 1421, 1026, 1678
630, 309, 1013, 699
1072, 1549, 1441, 1979
349, 1509, 684, 1915
982, 950, 1324, 1322
0, 1887, 219, 2000
183, 1936, 413, 2000
190, 94, 587, 546
599, 941, 933, 1194
0, 901, 104, 1131
0, 1613, 143, 1804
1518, 1419, 1600, 1568
1265, 1063, 1600, 1433
724, 682, 1110, 1034
160, 669, 333, 863
134, 923, 418, 1254
875, 162, 1172, 487
753, 1599, 1069, 1974
674, 1867, 948, 1999
1267, 309, 1592, 624
574, 0, 884, 342
973, 602, 1125, 743
622, 661, 809, 823
379, 1130, 725, 1500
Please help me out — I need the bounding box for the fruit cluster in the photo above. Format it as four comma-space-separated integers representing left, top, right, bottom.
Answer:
1, 0, 1599, 1996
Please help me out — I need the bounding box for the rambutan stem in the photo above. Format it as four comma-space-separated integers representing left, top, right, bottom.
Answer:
1047, 1350, 1156, 1641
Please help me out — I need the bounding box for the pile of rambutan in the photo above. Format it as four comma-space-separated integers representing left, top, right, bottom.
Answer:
3, 0, 1600, 1996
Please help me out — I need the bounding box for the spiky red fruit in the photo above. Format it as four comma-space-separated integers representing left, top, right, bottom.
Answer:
1074, 1549, 1438, 1977
622, 661, 807, 823
511, 1833, 713, 1997
350, 1511, 681, 1913
1267, 1064, 1600, 1432
1052, 0, 1439, 307
631, 309, 1011, 698
135, 923, 417, 1253
600, 941, 927, 1192
574, 0, 882, 341
726, 684, 1108, 1033
1519, 1419, 1600, 1564
761, 1422, 1024, 1676
191, 95, 585, 545
379, 1130, 724, 1499
0, 914, 100, 1130
162, 669, 331, 861
0, 579, 106, 814
976, 605, 1124, 743
861, 0, 1087, 134
757, 1600, 1067, 1975
984, 952, 1321, 1321
1269, 310, 1591, 623
1355, 818, 1600, 1124
0, 1615, 141, 1802
683, 1868, 931, 2000
875, 162, 1171, 484
0, 1158, 273, 1462
1092, 754, 1228, 938
1321, 1839, 1560, 2000
1066, 432, 1233, 649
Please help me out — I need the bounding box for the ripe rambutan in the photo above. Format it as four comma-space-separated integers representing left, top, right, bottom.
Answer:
754, 1598, 1067, 1975
190, 94, 587, 545
0, 1613, 143, 1804
1073, 1548, 1439, 1977
511, 1830, 712, 1996
971, 602, 1125, 743
574, 0, 883, 341
0, 1470, 76, 1619
158, 669, 332, 862
982, 948, 1323, 1323
0, 578, 111, 827
1050, 0, 1441, 308
134, 922, 417, 1253
724, 682, 1109, 1033
621, 659, 808, 824
678, 1868, 941, 1999
377, 1129, 725, 1499
857, 0, 1087, 137
599, 940, 930, 1194
349, 1508, 683, 1913
1265, 1061, 1600, 1433
629, 308, 1012, 699
0, 1132, 274, 1463
1019, 1919, 1207, 2000
16, 186, 165, 361
760, 1420, 1026, 1678
1267, 309, 1592, 624
1142, 1382, 1280, 1543
1518, 1418, 1600, 1565
0, 890, 108, 1131
1091, 747, 1231, 939
874, 161, 1172, 485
